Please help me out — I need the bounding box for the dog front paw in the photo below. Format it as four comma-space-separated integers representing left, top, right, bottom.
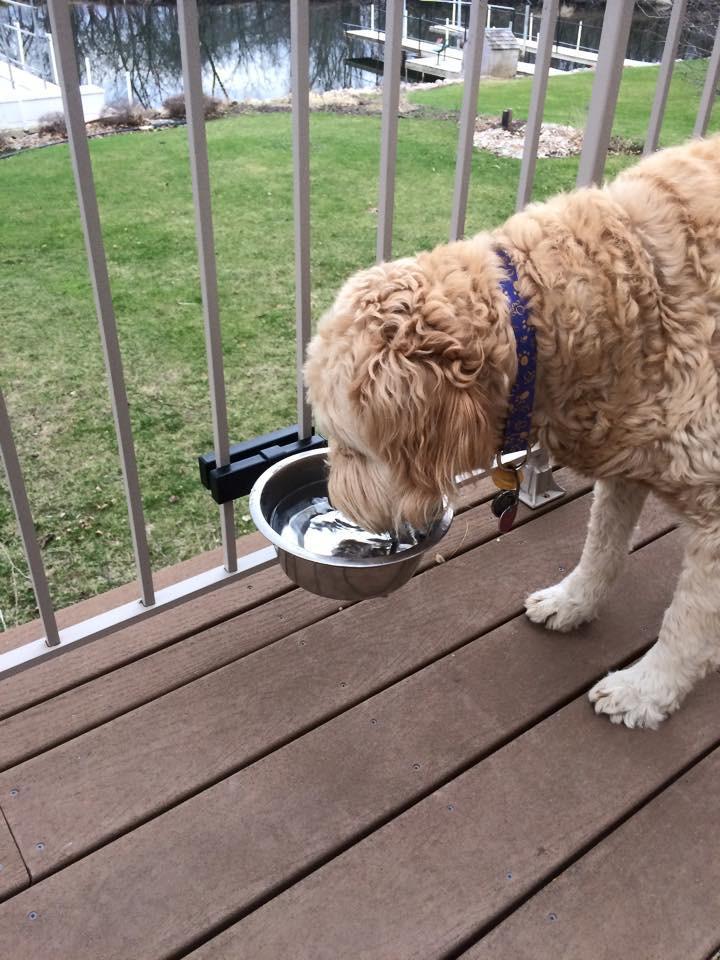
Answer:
588, 664, 681, 729
525, 579, 598, 632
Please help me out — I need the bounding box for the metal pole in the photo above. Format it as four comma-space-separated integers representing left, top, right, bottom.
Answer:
0, 546, 277, 679
576, 0, 635, 188
46, 0, 155, 606
290, 0, 313, 440
693, 16, 720, 139
517, 0, 560, 211
176, 0, 238, 573
449, 0, 488, 241
0, 388, 60, 647
644, 0, 687, 154
376, 0, 404, 262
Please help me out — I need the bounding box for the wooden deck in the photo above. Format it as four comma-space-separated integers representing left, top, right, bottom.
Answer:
0, 472, 718, 959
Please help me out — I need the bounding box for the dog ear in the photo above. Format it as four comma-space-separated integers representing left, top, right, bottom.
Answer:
350, 260, 500, 498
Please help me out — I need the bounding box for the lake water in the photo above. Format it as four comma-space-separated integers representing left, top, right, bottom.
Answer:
0, 1, 712, 112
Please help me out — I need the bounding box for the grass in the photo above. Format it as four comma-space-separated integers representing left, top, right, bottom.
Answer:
410, 58, 719, 146
1, 60, 718, 629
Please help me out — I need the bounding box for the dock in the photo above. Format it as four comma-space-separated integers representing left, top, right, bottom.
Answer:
519, 35, 649, 69
345, 24, 651, 81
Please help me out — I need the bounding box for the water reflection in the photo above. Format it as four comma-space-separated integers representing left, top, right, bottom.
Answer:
70, 1, 382, 107
0, 0, 712, 113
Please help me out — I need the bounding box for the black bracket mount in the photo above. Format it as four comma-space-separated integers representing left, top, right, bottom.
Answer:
198, 424, 327, 504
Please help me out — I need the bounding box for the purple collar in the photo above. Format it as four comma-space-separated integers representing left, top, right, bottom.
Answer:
496, 249, 536, 456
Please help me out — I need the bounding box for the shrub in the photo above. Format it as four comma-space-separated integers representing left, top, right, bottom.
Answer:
0, 130, 16, 153
100, 101, 149, 129
162, 93, 225, 121
37, 112, 67, 137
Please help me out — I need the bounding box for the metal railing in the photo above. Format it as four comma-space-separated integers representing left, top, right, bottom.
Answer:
1, 0, 719, 678
0, 18, 57, 86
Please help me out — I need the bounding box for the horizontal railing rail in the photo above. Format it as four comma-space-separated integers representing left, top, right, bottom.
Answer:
1, 0, 719, 679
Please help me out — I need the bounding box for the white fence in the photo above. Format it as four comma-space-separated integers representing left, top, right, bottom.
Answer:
1, 0, 720, 678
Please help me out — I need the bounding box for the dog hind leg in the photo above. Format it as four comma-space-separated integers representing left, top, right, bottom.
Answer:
525, 477, 648, 632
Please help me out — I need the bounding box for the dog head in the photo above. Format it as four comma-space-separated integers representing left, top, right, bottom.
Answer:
304, 239, 515, 532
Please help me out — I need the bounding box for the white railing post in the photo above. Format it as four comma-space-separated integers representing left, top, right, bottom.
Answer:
693, 16, 720, 139
45, 0, 155, 607
376, 0, 404, 263
290, 0, 312, 440
522, 2, 530, 54
15, 21, 25, 66
0, 388, 60, 647
370, 2, 375, 33
176, 0, 238, 574
449, 0, 488, 242
576, 20, 583, 51
529, 11, 534, 41
46, 30, 58, 83
644, 0, 687, 154
84, 55, 92, 86
576, 0, 635, 188
516, 0, 560, 211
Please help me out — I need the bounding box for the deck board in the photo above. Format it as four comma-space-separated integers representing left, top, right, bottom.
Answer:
0, 491, 674, 881
183, 683, 720, 960
0, 563, 295, 721
0, 528, 685, 959
463, 748, 720, 960
0, 468, 501, 720
0, 468, 590, 772
0, 492, 602, 879
0, 809, 28, 903
0, 486, 710, 960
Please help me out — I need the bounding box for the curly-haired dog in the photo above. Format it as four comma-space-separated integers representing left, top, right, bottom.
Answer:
304, 135, 720, 729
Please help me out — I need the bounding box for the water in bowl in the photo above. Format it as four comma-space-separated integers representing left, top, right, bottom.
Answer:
270, 479, 425, 560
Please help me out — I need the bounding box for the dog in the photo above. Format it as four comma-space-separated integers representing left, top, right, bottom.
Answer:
304, 135, 720, 730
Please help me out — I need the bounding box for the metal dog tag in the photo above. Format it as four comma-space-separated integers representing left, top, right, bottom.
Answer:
491, 466, 521, 534
491, 466, 524, 490
498, 500, 518, 533
491, 489, 516, 518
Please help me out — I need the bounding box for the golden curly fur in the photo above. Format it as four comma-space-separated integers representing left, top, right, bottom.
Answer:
304, 136, 720, 729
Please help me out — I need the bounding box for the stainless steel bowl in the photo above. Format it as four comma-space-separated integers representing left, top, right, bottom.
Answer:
249, 449, 453, 601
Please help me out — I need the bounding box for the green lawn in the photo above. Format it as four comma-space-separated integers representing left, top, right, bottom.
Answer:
411, 58, 719, 145
0, 60, 716, 628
